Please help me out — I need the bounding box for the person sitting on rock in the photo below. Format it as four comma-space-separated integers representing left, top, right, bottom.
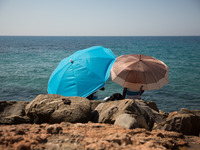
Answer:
123, 85, 144, 99
86, 87, 105, 100
103, 93, 124, 102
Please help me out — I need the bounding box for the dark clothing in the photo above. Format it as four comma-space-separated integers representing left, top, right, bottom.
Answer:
105, 93, 124, 102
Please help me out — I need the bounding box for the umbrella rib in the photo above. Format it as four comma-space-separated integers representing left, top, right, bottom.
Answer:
142, 61, 167, 89
123, 61, 140, 88
143, 70, 148, 90
134, 62, 140, 85
150, 69, 161, 89
143, 61, 167, 78
123, 68, 133, 88
79, 58, 113, 81
55, 63, 69, 94
72, 62, 79, 96
144, 60, 167, 77
56, 63, 77, 95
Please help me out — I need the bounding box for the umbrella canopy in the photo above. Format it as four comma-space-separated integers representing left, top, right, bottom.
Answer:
48, 46, 116, 97
111, 54, 169, 91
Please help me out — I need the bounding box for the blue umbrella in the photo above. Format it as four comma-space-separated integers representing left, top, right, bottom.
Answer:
47, 46, 116, 97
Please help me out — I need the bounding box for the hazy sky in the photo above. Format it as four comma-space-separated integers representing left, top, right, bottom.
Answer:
0, 0, 200, 36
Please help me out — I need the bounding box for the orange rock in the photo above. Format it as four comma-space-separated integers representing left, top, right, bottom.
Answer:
0, 122, 199, 150
15, 141, 31, 150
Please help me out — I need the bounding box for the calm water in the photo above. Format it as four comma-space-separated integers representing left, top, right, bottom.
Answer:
0, 36, 200, 112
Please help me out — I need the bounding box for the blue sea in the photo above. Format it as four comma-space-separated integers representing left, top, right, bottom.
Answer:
0, 36, 200, 113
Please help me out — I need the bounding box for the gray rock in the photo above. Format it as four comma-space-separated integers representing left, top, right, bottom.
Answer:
92, 99, 167, 130
154, 108, 200, 136
180, 108, 200, 116
25, 94, 92, 123
145, 101, 159, 112
90, 100, 102, 111
0, 101, 30, 124
0, 115, 31, 124
114, 113, 139, 129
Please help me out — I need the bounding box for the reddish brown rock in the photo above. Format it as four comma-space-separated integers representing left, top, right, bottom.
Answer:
15, 141, 31, 150
154, 108, 200, 136
0, 122, 199, 150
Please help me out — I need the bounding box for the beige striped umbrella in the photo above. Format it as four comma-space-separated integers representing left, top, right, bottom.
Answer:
111, 54, 169, 91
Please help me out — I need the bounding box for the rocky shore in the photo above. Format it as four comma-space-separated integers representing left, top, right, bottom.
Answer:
0, 94, 200, 150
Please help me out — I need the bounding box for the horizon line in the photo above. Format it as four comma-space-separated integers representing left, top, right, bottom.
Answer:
0, 35, 200, 37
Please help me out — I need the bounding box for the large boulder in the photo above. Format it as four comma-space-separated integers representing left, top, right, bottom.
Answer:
0, 101, 30, 124
89, 100, 102, 111
92, 99, 167, 130
25, 94, 92, 123
154, 108, 200, 136
114, 113, 139, 129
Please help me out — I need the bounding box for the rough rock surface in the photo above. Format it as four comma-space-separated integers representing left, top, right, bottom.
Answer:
1, 96, 200, 149
0, 101, 30, 124
0, 122, 199, 150
25, 94, 92, 123
154, 108, 200, 136
114, 113, 139, 129
92, 99, 167, 130
89, 100, 102, 111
